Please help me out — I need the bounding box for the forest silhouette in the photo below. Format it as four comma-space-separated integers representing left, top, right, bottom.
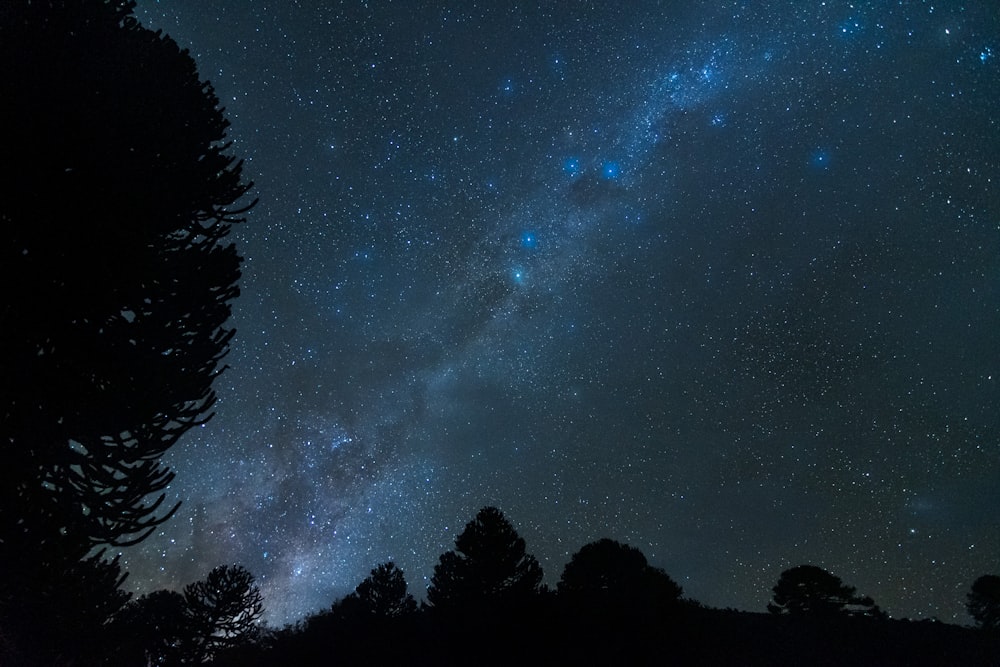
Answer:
141, 508, 1000, 666
1, 2, 998, 665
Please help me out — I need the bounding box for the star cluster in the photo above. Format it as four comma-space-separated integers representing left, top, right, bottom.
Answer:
124, 1, 999, 625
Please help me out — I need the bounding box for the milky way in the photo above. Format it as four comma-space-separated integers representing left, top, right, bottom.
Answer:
123, 1, 999, 625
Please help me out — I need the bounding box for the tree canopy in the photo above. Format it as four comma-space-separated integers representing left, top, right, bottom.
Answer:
967, 575, 1000, 631
427, 506, 543, 610
0, 1, 254, 660
767, 564, 879, 618
118, 589, 190, 666
0, 0, 254, 561
349, 562, 418, 619
183, 565, 264, 662
557, 537, 683, 610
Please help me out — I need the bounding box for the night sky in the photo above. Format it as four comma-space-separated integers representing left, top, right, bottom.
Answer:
123, 1, 999, 626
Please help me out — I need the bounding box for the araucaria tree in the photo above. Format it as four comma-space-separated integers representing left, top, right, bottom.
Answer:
0, 0, 252, 567
183, 565, 264, 661
0, 0, 253, 659
427, 506, 544, 610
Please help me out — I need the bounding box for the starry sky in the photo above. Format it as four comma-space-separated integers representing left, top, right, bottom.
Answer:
123, 1, 999, 626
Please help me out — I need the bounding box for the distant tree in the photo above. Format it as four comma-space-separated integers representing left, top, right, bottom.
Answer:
427, 506, 543, 610
768, 565, 880, 618
183, 565, 264, 661
344, 562, 418, 619
0, 0, 254, 562
557, 538, 683, 612
967, 575, 1000, 630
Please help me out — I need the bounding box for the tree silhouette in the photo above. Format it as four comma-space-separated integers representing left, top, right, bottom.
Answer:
0, 0, 253, 564
557, 538, 683, 611
117, 589, 191, 666
346, 562, 418, 619
967, 575, 1000, 631
427, 506, 543, 610
767, 564, 879, 618
4, 550, 132, 664
183, 565, 264, 662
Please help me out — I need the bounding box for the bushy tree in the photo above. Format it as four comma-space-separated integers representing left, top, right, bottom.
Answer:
558, 538, 682, 611
346, 562, 417, 619
767, 565, 879, 618
0, 0, 254, 563
183, 565, 264, 661
427, 506, 543, 610
967, 575, 1000, 630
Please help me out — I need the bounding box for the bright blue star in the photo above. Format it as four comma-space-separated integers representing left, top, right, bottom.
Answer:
520, 231, 538, 249
981, 47, 993, 64
563, 157, 581, 178
601, 160, 621, 180
809, 149, 832, 170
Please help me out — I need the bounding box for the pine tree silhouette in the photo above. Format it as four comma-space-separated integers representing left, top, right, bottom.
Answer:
427, 506, 543, 610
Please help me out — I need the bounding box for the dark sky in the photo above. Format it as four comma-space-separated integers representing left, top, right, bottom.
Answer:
124, 1, 999, 626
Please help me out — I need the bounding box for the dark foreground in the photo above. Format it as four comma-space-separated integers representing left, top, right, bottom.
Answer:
215, 603, 1000, 666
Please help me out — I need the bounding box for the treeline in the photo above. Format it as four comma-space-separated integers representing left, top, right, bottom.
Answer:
1, 495, 997, 665
111, 507, 997, 666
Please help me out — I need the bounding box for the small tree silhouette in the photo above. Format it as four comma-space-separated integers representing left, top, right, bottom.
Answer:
427, 506, 543, 610
767, 564, 879, 618
967, 575, 1000, 631
348, 562, 418, 618
183, 565, 264, 662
